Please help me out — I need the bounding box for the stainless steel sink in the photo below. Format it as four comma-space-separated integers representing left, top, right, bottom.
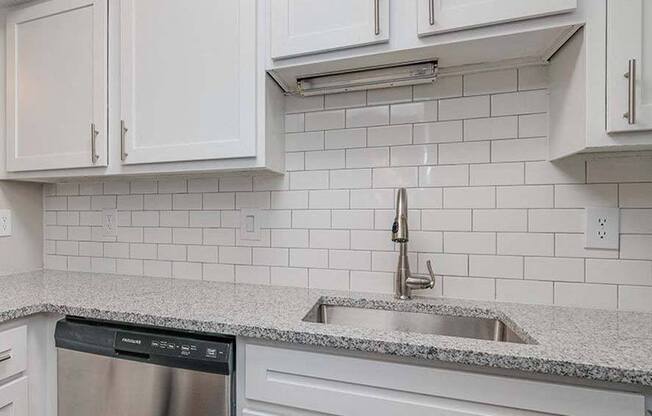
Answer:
303, 304, 527, 344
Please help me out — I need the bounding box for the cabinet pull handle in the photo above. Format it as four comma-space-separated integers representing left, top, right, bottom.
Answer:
120, 120, 129, 161
373, 0, 380, 35
623, 59, 636, 124
428, 0, 435, 25
0, 352, 11, 364
91, 123, 100, 164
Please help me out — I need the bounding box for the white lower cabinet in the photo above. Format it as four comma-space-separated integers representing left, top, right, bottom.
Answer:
0, 377, 28, 416
242, 344, 646, 416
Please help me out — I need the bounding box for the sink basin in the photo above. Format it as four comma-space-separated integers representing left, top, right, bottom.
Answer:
303, 304, 527, 344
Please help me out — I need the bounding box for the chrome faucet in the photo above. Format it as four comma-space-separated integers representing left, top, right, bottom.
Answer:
391, 188, 435, 300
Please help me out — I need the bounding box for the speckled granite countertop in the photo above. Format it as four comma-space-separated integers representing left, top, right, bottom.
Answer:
2, 270, 652, 388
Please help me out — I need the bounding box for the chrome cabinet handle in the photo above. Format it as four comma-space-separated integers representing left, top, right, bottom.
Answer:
623, 59, 636, 124
373, 0, 380, 35
0, 352, 11, 364
120, 120, 129, 161
91, 123, 100, 164
428, 0, 435, 25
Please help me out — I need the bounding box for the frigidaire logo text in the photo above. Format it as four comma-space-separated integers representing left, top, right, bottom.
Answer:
121, 337, 142, 345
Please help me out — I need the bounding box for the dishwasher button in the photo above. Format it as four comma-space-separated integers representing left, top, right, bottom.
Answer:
205, 348, 217, 358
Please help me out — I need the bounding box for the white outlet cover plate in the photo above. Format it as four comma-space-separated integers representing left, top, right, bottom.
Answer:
0, 209, 11, 237
102, 208, 118, 237
585, 207, 619, 250
240, 208, 262, 241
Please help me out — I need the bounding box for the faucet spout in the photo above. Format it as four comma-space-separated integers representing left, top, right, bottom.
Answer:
392, 188, 436, 300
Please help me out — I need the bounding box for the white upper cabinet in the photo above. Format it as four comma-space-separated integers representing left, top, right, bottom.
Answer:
606, 0, 652, 133
6, 0, 108, 172
120, 0, 257, 165
270, 0, 390, 59
417, 0, 577, 36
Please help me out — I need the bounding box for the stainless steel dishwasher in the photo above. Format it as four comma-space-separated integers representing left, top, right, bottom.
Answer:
55, 318, 234, 416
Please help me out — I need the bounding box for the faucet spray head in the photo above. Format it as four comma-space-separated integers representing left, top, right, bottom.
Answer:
391, 188, 408, 243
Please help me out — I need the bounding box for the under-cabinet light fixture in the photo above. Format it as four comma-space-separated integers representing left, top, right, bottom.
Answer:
297, 60, 438, 96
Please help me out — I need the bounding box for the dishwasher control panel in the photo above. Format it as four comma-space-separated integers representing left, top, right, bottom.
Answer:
114, 331, 231, 363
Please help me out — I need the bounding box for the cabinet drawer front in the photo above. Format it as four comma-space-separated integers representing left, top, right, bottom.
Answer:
0, 377, 28, 416
245, 344, 644, 416
0, 327, 27, 383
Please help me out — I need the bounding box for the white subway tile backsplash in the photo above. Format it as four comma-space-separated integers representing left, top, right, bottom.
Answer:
554, 283, 617, 309
469, 255, 522, 279
444, 232, 495, 255
555, 184, 618, 208
367, 124, 412, 147
45, 70, 652, 310
492, 138, 547, 162
325, 128, 366, 149
422, 210, 471, 231
619, 286, 652, 312
308, 269, 349, 290
309, 190, 349, 209
464, 69, 516, 96
491, 90, 547, 116
443, 276, 495, 301
496, 279, 553, 305
284, 113, 304, 133
419, 165, 469, 187
305, 150, 346, 170
413, 120, 463, 144
621, 209, 652, 234
464, 116, 517, 141
444, 187, 495, 209
413, 76, 462, 100
498, 233, 554, 256
346, 106, 389, 128
470, 163, 524, 186
439, 141, 490, 164
286, 131, 324, 152
518, 66, 548, 91
373, 167, 418, 188
324, 91, 366, 109
525, 257, 584, 282
390, 101, 437, 124
367, 86, 412, 105
519, 113, 548, 138
305, 109, 345, 131
346, 147, 389, 168
439, 96, 490, 120
620, 235, 652, 260
587, 259, 652, 285
473, 209, 527, 232
497, 185, 553, 208
587, 156, 652, 183
329, 250, 371, 271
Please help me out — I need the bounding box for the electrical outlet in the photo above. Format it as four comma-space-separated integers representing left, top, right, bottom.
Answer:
585, 207, 619, 250
0, 210, 11, 237
102, 208, 118, 237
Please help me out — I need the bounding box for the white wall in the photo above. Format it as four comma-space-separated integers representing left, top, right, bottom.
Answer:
42, 66, 652, 311
0, 181, 42, 275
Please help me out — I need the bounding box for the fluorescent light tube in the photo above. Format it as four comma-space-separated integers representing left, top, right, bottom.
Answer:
297, 61, 438, 96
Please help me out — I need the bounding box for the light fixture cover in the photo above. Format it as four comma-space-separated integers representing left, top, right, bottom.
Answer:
297, 61, 438, 96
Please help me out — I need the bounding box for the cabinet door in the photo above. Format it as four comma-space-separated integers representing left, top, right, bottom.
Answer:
120, 0, 257, 165
417, 0, 576, 36
270, 0, 389, 59
0, 377, 28, 416
606, 0, 652, 132
6, 0, 108, 172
